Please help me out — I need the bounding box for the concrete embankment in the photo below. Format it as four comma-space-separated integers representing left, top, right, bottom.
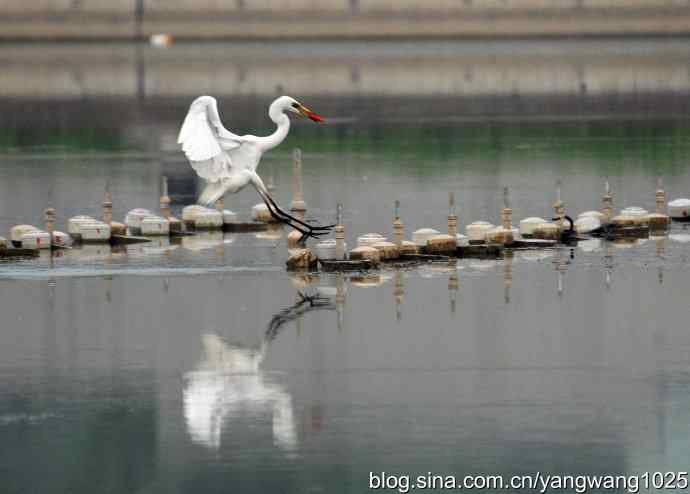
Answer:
3, 1, 690, 39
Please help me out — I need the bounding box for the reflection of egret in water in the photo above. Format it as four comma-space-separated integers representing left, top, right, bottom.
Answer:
183, 291, 335, 452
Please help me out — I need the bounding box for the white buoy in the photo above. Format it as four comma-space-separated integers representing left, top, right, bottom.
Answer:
611, 214, 636, 228
80, 222, 111, 242
252, 203, 273, 223
141, 216, 170, 236
411, 228, 440, 246
519, 217, 547, 237
67, 216, 94, 235
51, 231, 71, 247
182, 205, 205, 223
485, 226, 514, 245
574, 215, 601, 234
357, 233, 387, 247
222, 210, 237, 224
579, 210, 605, 220
456, 233, 469, 247
194, 209, 223, 229
125, 208, 154, 234
372, 241, 400, 260
399, 240, 419, 254
668, 198, 690, 220
10, 225, 38, 247
21, 230, 51, 250
465, 222, 494, 243
532, 222, 560, 241
426, 235, 456, 254
620, 207, 649, 226
314, 239, 339, 260
349, 246, 381, 263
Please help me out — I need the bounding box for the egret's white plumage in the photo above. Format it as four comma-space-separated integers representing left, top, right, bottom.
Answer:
177, 95, 331, 239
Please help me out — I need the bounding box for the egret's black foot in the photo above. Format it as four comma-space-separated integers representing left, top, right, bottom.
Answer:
310, 224, 336, 231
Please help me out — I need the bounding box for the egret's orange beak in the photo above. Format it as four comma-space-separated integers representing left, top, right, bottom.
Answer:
297, 104, 326, 123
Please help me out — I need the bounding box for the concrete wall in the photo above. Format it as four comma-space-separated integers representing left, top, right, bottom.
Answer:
2, 41, 689, 101
2, 0, 690, 39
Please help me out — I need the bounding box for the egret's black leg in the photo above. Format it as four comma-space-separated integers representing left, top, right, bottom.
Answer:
259, 195, 326, 241
262, 193, 335, 232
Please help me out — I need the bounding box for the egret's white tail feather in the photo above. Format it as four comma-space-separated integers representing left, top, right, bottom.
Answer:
198, 181, 227, 207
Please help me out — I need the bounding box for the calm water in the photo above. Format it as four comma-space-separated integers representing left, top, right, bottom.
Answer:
2, 40, 690, 494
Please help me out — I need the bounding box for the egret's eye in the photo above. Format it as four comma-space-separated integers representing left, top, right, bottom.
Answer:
291, 102, 300, 109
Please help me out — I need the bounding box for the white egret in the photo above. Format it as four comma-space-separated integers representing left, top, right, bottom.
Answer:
177, 95, 333, 241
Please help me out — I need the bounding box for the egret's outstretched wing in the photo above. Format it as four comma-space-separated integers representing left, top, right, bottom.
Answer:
178, 96, 243, 183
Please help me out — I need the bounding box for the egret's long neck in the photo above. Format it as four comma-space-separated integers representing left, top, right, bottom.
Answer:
260, 104, 291, 152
